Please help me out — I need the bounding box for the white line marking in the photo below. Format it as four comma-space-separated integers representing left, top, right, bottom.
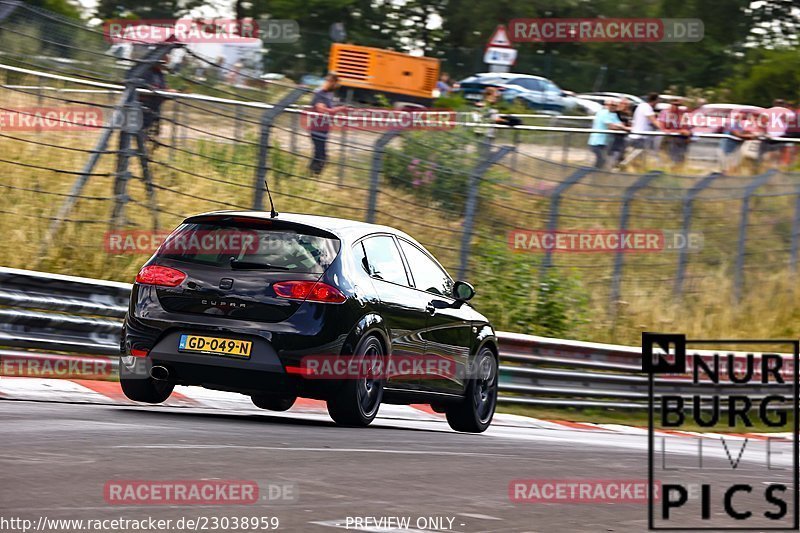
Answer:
457, 513, 503, 521
112, 444, 516, 458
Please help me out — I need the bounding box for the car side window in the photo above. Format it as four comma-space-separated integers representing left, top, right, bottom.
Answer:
398, 239, 453, 297
515, 78, 542, 91
361, 236, 410, 286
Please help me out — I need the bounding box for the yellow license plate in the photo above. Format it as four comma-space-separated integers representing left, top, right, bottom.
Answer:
178, 334, 252, 358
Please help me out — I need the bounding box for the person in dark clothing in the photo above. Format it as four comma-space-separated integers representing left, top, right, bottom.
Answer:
309, 73, 346, 175
139, 57, 169, 140
608, 99, 632, 169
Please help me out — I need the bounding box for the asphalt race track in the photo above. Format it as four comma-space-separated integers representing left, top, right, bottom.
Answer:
2, 395, 795, 533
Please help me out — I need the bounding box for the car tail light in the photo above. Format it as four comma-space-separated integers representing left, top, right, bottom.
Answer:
130, 348, 149, 357
135, 265, 186, 287
273, 281, 346, 304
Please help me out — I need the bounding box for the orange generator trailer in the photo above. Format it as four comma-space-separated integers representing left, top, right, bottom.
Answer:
328, 43, 440, 106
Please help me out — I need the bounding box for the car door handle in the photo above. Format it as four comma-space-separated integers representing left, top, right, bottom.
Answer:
425, 303, 436, 315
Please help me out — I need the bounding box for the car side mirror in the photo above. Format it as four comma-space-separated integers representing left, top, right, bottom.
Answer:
452, 281, 475, 301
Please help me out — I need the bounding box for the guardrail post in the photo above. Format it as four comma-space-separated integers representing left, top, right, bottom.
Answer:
674, 172, 723, 295
734, 170, 776, 301
365, 130, 402, 224
252, 88, 304, 211
609, 171, 662, 308
458, 146, 514, 280
540, 167, 593, 275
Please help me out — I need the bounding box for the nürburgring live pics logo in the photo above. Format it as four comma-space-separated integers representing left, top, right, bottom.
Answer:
643, 332, 799, 530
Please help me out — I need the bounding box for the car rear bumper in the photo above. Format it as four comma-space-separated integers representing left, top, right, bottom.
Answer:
121, 288, 355, 398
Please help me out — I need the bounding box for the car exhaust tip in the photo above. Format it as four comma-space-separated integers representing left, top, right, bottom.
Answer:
149, 365, 170, 381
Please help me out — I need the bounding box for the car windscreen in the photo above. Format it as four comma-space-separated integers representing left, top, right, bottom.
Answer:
157, 222, 340, 273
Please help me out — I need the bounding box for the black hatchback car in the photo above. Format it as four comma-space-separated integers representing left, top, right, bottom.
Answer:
120, 211, 498, 432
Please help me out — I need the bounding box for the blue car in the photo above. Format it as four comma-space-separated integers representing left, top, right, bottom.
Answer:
455, 72, 567, 112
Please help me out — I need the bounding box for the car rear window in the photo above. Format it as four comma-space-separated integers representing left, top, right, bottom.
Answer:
157, 222, 340, 273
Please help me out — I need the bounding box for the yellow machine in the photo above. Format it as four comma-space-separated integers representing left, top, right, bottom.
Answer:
328, 43, 440, 105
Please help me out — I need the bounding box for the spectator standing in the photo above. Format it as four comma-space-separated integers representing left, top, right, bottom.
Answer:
658, 99, 691, 168
759, 99, 791, 169
308, 72, 347, 175
718, 112, 757, 173
435, 73, 452, 97
473, 87, 518, 157
587, 98, 629, 169
624, 93, 662, 169
608, 99, 632, 169
139, 55, 169, 147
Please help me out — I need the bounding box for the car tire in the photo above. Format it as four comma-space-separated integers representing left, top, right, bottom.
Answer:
119, 357, 174, 404
251, 394, 296, 411
326, 335, 385, 427
446, 347, 498, 433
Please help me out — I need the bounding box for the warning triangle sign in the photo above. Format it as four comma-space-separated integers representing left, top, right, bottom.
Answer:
488, 25, 512, 48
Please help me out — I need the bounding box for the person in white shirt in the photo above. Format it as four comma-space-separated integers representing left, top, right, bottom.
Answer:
624, 93, 663, 168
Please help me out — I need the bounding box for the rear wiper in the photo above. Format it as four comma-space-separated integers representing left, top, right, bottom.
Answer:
229, 257, 290, 270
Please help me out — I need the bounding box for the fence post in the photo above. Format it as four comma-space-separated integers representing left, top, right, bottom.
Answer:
252, 88, 305, 211
338, 127, 348, 184
233, 104, 242, 143
109, 104, 134, 228
110, 44, 181, 228
674, 172, 722, 295
511, 128, 519, 173
43, 42, 179, 248
457, 145, 514, 280
365, 130, 402, 224
133, 128, 159, 231
734, 170, 776, 301
790, 185, 800, 273
0, 1, 20, 22
609, 171, 662, 308
289, 111, 298, 155
540, 167, 593, 275
168, 99, 179, 166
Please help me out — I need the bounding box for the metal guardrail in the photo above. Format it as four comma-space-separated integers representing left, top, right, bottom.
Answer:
0, 267, 793, 408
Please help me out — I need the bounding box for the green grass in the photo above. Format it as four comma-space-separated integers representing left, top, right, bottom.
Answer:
3, 84, 800, 349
